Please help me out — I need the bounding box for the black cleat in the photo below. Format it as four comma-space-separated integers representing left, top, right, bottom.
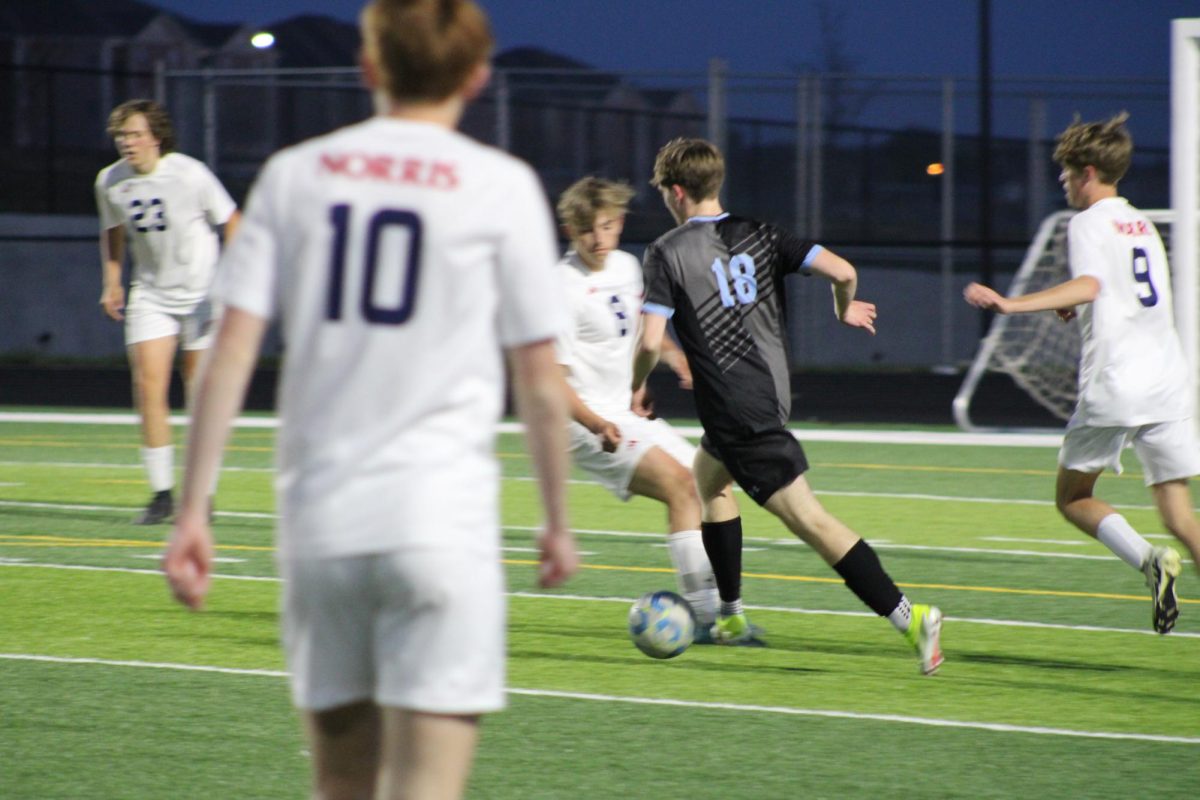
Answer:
132, 490, 174, 525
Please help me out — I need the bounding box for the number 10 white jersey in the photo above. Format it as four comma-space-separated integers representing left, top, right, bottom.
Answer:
1067, 197, 1191, 427
213, 117, 564, 560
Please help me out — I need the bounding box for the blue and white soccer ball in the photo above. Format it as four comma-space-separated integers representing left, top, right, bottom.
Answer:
628, 590, 695, 659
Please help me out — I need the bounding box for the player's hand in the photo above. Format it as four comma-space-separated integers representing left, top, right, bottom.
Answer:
536, 527, 579, 588
841, 299, 877, 335
162, 511, 214, 610
100, 284, 125, 321
1055, 307, 1077, 323
963, 282, 1010, 314
597, 420, 621, 453
631, 385, 655, 418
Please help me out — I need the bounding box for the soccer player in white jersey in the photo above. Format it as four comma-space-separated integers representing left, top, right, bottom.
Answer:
162, 1, 578, 797
95, 99, 240, 524
555, 177, 723, 636
965, 112, 1200, 634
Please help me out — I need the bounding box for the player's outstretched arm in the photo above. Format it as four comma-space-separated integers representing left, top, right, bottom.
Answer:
162, 306, 267, 609
963, 276, 1099, 316
509, 339, 577, 587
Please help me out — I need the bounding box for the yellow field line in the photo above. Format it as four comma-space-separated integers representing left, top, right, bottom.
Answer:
1, 534, 1189, 605
0, 534, 273, 552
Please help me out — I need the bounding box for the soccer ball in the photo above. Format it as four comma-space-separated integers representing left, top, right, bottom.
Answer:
628, 590, 695, 659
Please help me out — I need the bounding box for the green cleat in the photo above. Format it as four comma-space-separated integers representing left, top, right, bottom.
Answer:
905, 604, 944, 675
1143, 546, 1182, 634
708, 613, 766, 647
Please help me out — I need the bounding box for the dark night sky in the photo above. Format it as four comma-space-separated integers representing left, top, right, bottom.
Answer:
149, 0, 1197, 80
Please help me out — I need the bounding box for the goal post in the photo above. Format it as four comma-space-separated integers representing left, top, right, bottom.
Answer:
1172, 18, 1200, 420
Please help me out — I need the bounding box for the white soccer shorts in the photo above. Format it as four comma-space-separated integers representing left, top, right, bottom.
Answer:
124, 291, 218, 350
568, 412, 696, 500
280, 547, 506, 714
1059, 417, 1200, 486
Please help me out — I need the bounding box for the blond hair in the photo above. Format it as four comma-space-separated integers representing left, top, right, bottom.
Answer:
556, 177, 636, 233
1053, 112, 1133, 185
107, 99, 175, 153
650, 138, 724, 202
360, 0, 493, 102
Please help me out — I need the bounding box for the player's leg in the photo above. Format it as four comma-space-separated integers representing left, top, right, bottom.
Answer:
693, 444, 762, 644
304, 701, 381, 800
126, 330, 179, 524
282, 554, 380, 798
625, 425, 719, 628
372, 547, 504, 798
1132, 419, 1200, 632
764, 474, 942, 674
1152, 480, 1200, 572
1056, 424, 1158, 563
1136, 418, 1200, 573
377, 709, 479, 800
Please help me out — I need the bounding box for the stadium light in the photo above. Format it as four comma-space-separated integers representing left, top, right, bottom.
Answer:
250, 31, 276, 49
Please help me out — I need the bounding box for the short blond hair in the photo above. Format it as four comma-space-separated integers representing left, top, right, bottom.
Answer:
650, 137, 724, 202
360, 0, 493, 102
556, 177, 636, 233
1053, 112, 1133, 185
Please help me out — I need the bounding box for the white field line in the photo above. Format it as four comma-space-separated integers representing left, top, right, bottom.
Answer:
0, 651, 1195, 744
0, 411, 1062, 447
3, 561, 1198, 640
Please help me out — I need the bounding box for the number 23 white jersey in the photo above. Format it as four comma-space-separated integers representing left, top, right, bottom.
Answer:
213, 117, 563, 560
95, 152, 237, 310
1067, 197, 1191, 426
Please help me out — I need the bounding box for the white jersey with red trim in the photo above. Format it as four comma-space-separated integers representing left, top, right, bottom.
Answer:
1067, 197, 1191, 426
555, 249, 642, 417
213, 116, 564, 559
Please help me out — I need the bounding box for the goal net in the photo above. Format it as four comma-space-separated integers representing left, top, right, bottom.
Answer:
953, 211, 1175, 430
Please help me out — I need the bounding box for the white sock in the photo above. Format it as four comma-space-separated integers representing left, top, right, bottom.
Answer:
141, 445, 174, 493
666, 529, 719, 624
1096, 513, 1152, 570
888, 595, 913, 633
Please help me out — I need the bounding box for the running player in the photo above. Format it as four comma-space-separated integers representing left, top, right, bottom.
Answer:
632, 137, 943, 674
965, 112, 1199, 634
555, 176, 724, 636
162, 1, 578, 797
95, 99, 240, 524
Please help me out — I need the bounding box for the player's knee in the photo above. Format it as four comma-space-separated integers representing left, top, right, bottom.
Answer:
663, 466, 700, 511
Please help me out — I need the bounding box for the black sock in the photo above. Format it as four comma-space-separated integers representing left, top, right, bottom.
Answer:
832, 539, 903, 617
701, 517, 743, 603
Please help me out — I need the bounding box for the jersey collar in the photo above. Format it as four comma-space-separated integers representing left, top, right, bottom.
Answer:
686, 212, 729, 223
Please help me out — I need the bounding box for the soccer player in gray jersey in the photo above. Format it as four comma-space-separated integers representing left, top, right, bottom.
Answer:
632, 138, 944, 674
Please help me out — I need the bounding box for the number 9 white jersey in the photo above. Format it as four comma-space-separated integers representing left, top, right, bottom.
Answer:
1067, 196, 1192, 426
213, 117, 564, 560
